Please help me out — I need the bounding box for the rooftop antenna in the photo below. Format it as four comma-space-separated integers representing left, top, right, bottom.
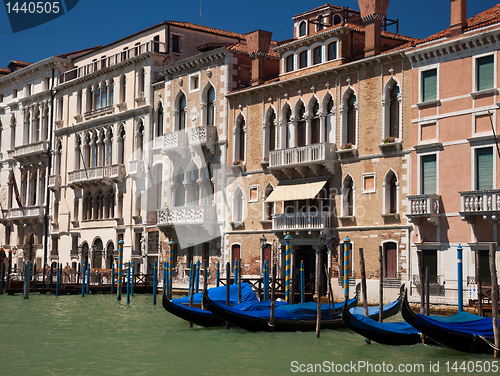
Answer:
199, 0, 202, 25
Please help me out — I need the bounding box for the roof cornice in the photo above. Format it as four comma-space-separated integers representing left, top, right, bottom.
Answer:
0, 57, 70, 87
159, 48, 227, 76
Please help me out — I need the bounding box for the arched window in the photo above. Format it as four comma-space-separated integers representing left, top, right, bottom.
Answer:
316, 15, 325, 31
263, 183, 274, 221
156, 103, 164, 137
313, 47, 322, 65
109, 79, 114, 105
32, 109, 40, 142
296, 102, 306, 147
299, 51, 308, 69
343, 175, 354, 217
95, 86, 101, 109
101, 82, 108, 108
389, 84, 400, 139
106, 190, 115, 219
346, 92, 356, 145
86, 85, 93, 112
55, 139, 62, 175
269, 110, 276, 152
188, 168, 199, 206
311, 100, 320, 144
107, 129, 113, 166
283, 105, 292, 149
333, 14, 342, 25
77, 89, 83, 115
384, 171, 398, 214
117, 125, 125, 164
92, 133, 98, 168
235, 116, 246, 162
327, 42, 337, 61
206, 86, 215, 126
233, 188, 243, 223
136, 120, 144, 158
178, 93, 186, 130
99, 131, 105, 166
10, 115, 16, 149
299, 21, 307, 37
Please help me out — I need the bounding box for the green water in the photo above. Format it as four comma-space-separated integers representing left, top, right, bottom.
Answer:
0, 294, 496, 376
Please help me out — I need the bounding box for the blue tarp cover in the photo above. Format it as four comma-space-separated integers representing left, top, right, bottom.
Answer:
414, 313, 497, 337
349, 298, 400, 317
174, 283, 259, 306
350, 314, 420, 335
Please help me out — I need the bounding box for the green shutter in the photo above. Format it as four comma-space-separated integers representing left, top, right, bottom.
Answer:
476, 147, 493, 190
477, 55, 494, 92
422, 154, 437, 194
422, 69, 437, 102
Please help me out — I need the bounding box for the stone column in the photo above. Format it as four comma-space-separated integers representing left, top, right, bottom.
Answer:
305, 114, 312, 146
319, 112, 327, 143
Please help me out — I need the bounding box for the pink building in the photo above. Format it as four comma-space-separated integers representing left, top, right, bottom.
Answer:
406, 1, 500, 305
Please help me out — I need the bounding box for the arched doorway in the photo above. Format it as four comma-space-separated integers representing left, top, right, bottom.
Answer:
93, 238, 103, 269
105, 242, 114, 269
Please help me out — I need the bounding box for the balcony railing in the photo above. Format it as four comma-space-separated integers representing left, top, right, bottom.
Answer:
59, 40, 166, 84
84, 105, 114, 119
128, 160, 144, 178
272, 211, 332, 231
163, 130, 188, 153
407, 194, 440, 225
68, 164, 125, 187
14, 140, 49, 161
157, 205, 216, 226
460, 189, 500, 222
190, 125, 216, 146
3, 205, 45, 221
269, 143, 336, 174
48, 175, 61, 191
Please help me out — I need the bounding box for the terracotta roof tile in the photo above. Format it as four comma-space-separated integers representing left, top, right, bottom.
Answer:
227, 42, 280, 58
0, 68, 10, 74
9, 60, 32, 67
166, 21, 245, 39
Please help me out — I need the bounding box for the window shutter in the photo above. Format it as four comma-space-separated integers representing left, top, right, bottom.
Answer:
477, 55, 494, 92
421, 154, 437, 194
476, 147, 493, 190
422, 69, 437, 102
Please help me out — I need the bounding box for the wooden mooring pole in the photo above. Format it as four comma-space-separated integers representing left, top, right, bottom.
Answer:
315, 246, 321, 338
425, 267, 430, 316
417, 250, 425, 314
475, 249, 484, 316
269, 263, 276, 333
489, 243, 499, 358
226, 262, 230, 330
359, 248, 369, 317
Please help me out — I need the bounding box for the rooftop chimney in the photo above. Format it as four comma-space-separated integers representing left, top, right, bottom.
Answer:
246, 30, 273, 86
450, 0, 467, 37
357, 0, 389, 57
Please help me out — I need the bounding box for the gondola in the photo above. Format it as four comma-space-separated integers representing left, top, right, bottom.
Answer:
203, 284, 360, 332
342, 286, 424, 346
349, 284, 404, 321
401, 289, 496, 354
162, 283, 260, 327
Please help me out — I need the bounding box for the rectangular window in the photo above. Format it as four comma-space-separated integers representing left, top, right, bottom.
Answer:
13, 89, 17, 98
476, 147, 493, 190
249, 186, 258, 202
421, 154, 437, 194
421, 68, 437, 102
299, 51, 308, 69
476, 55, 494, 92
285, 55, 294, 72
26, 84, 32, 96
0, 94, 3, 103
172, 35, 181, 53
44, 77, 50, 90
362, 174, 375, 193
327, 42, 337, 61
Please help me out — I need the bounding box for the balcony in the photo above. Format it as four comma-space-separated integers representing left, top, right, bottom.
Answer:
406, 194, 440, 225
83, 105, 114, 120
48, 175, 61, 191
459, 189, 500, 223
269, 143, 336, 178
59, 40, 167, 84
190, 125, 216, 151
272, 211, 332, 232
157, 205, 216, 227
162, 130, 188, 155
128, 160, 144, 179
14, 140, 49, 161
68, 164, 125, 187
2, 205, 45, 223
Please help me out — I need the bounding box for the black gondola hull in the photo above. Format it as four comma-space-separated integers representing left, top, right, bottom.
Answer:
162, 293, 225, 327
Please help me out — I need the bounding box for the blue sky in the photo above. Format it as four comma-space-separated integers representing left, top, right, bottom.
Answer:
1, 0, 499, 66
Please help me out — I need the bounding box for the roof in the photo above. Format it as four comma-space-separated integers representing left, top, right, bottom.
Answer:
166, 21, 245, 40
227, 42, 280, 59
0, 68, 10, 75
8, 60, 32, 67
292, 3, 346, 19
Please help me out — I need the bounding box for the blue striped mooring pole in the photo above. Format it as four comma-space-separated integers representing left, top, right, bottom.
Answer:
344, 236, 351, 302
131, 261, 135, 296
117, 239, 123, 300
81, 261, 86, 297
300, 260, 305, 304
111, 265, 115, 294
168, 241, 173, 299
163, 262, 167, 296
216, 261, 220, 287
86, 264, 90, 295
153, 260, 158, 305
188, 261, 193, 297
285, 233, 291, 302
56, 263, 60, 296
234, 259, 238, 285
195, 260, 200, 294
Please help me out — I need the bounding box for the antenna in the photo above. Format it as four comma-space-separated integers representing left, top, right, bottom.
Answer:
200, 0, 202, 25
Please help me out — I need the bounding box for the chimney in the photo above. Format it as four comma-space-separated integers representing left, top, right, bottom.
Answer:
450, 0, 467, 37
245, 30, 273, 86
357, 0, 390, 57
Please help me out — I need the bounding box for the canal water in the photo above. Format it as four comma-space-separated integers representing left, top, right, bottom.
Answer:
0, 293, 495, 376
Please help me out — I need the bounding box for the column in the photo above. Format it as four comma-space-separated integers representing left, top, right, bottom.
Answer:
305, 115, 312, 146
319, 112, 327, 143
